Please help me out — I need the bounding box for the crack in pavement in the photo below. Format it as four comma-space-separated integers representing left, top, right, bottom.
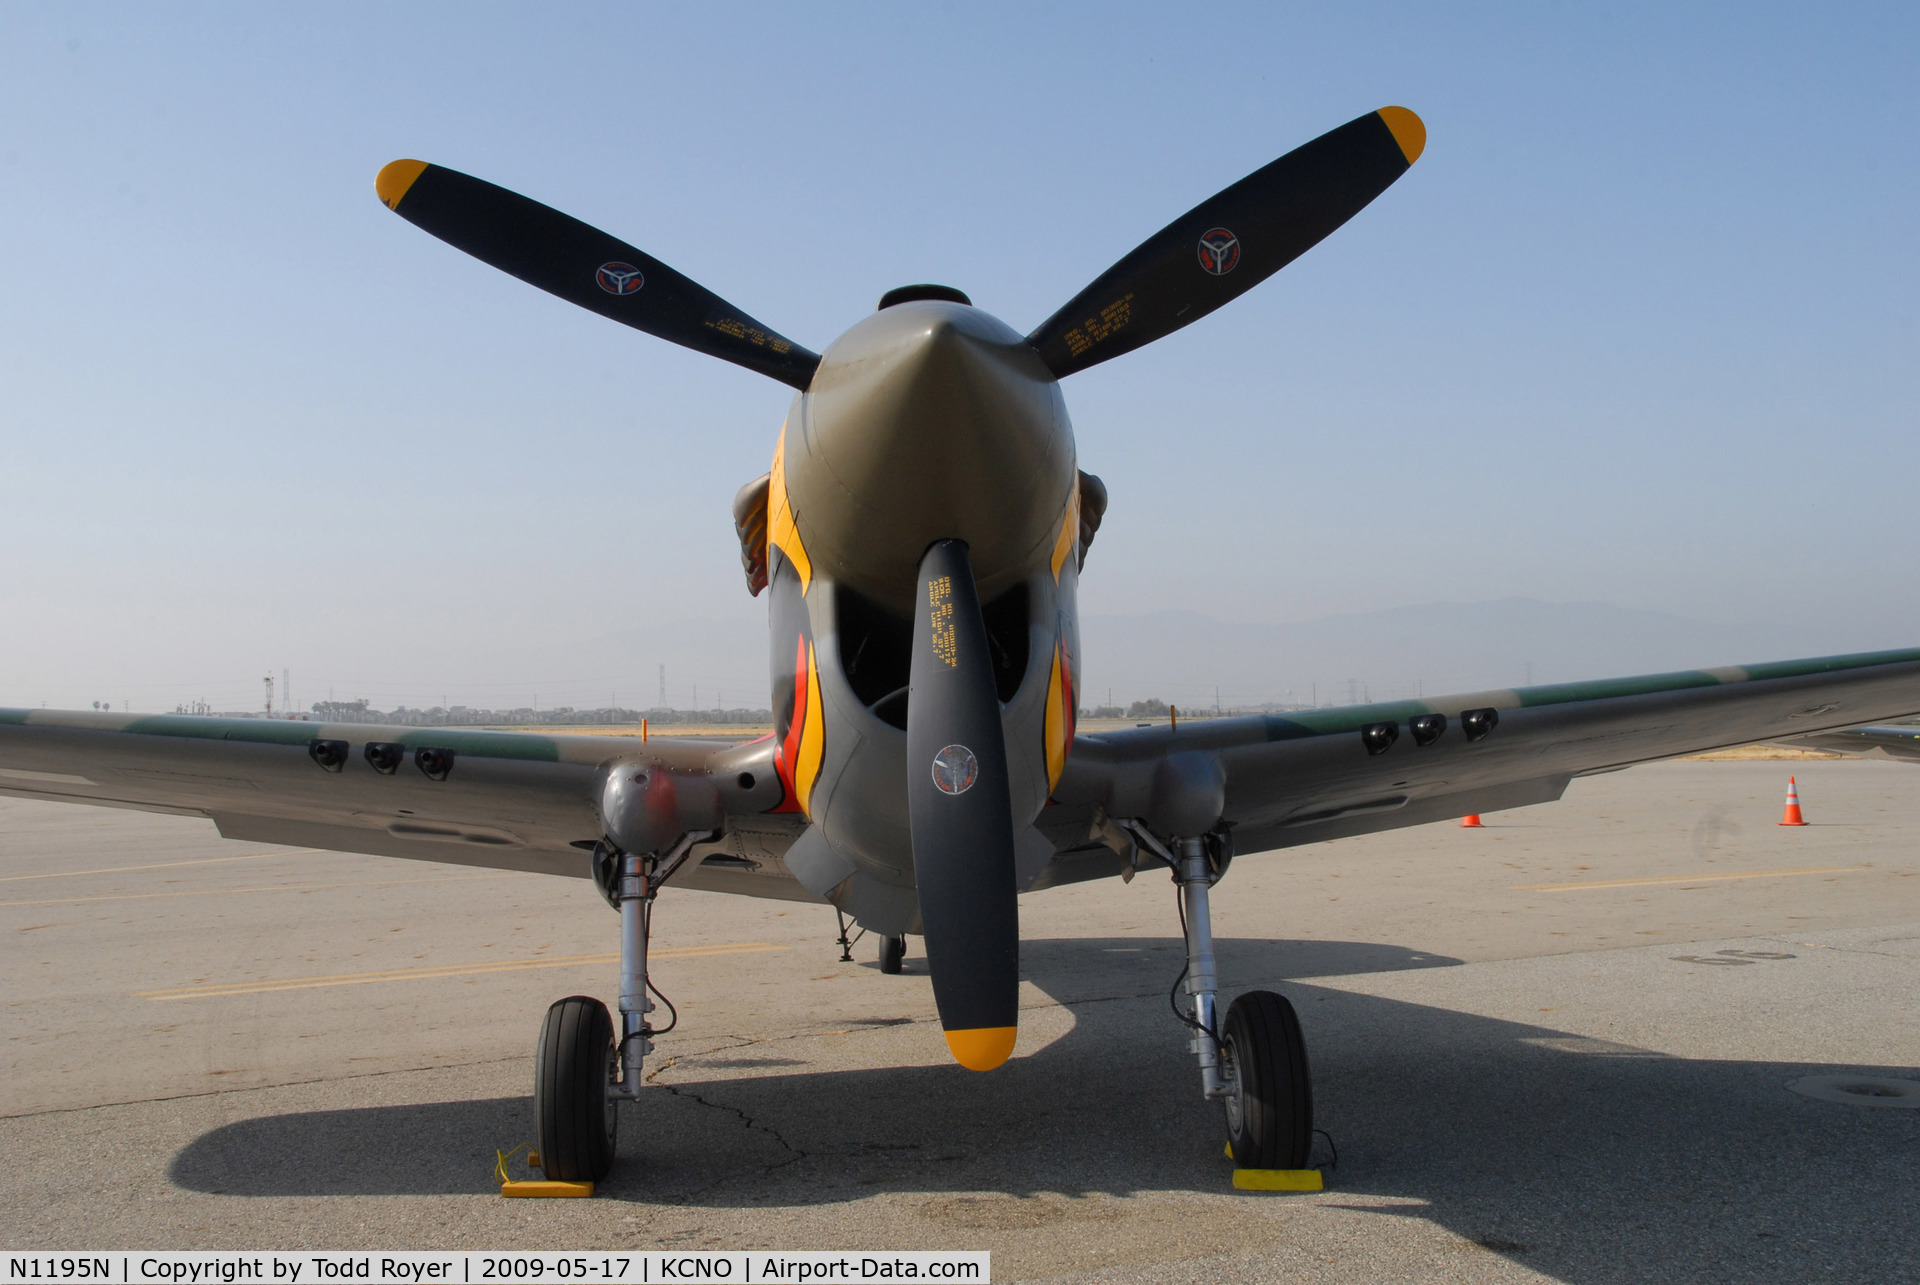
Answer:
641, 1075, 809, 1204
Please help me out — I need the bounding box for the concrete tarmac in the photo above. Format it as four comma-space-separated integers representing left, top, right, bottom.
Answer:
1, 759, 1917, 1283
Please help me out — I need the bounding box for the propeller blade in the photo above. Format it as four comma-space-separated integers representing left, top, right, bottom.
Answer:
375, 160, 821, 389
907, 540, 1020, 1071
1026, 106, 1425, 378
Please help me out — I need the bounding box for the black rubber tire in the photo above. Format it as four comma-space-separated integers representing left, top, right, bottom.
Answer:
534, 995, 618, 1182
1220, 990, 1312, 1170
879, 934, 907, 974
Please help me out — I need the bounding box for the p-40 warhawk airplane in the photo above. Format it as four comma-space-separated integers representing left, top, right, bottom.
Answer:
6, 107, 1919, 1183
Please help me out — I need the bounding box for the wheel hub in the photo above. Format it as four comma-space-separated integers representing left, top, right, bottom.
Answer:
1220, 1035, 1245, 1136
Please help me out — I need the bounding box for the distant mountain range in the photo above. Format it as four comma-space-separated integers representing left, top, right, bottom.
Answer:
1076, 598, 1842, 709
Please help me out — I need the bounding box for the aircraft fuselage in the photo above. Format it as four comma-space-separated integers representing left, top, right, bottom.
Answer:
763, 300, 1084, 934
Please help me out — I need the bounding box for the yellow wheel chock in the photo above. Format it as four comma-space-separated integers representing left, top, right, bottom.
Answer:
1225, 1143, 1324, 1191
496, 1145, 594, 1198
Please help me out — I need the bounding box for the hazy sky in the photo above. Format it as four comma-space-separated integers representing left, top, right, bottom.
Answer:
3, 3, 1915, 713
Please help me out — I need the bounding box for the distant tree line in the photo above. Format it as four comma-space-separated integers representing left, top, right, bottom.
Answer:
1084, 698, 1171, 718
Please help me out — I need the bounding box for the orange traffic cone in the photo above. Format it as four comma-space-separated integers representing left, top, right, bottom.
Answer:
1778, 777, 1807, 827
1460, 814, 1483, 828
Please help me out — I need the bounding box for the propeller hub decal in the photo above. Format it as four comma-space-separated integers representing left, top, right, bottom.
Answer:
595, 262, 645, 295
931, 745, 979, 795
1197, 228, 1240, 276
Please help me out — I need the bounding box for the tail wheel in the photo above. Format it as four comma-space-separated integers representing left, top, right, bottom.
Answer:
1220, 990, 1312, 1169
534, 995, 618, 1181
879, 934, 907, 974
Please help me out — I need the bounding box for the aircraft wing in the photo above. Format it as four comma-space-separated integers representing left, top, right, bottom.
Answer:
0, 711, 814, 901
9, 648, 1918, 906
1037, 648, 1920, 883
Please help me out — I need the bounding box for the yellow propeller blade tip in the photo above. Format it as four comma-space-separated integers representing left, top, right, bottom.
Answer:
1376, 107, 1425, 165
943, 1026, 1017, 1072
376, 159, 429, 211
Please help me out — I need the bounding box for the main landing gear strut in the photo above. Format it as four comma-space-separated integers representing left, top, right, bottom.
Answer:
1166, 832, 1314, 1169
534, 834, 706, 1183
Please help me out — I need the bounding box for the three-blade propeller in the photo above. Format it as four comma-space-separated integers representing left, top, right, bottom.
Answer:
906, 541, 1021, 1071
375, 160, 822, 388
1024, 107, 1424, 377
374, 105, 1424, 1070
374, 105, 1421, 395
